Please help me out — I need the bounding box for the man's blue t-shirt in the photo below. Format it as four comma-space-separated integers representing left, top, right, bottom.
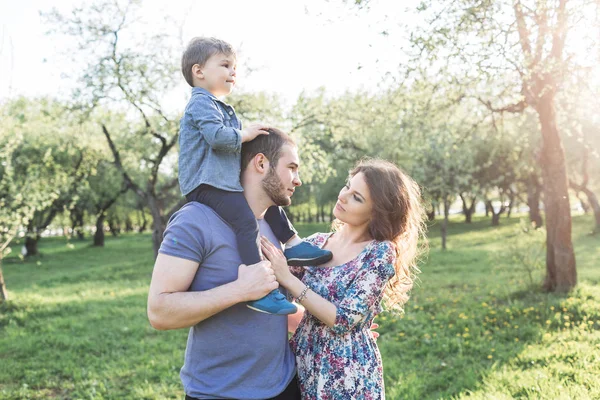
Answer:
159, 202, 296, 399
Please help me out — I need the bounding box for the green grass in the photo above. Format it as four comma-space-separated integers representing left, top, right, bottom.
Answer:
1, 215, 600, 399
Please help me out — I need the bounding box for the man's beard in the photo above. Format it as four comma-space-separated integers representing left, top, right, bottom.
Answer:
262, 167, 291, 206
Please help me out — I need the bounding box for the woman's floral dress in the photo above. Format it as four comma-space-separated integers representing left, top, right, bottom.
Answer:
290, 233, 396, 400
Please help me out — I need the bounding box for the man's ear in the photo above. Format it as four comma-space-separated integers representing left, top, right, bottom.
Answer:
253, 153, 270, 173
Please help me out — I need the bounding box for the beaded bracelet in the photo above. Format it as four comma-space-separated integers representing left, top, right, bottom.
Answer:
296, 286, 310, 303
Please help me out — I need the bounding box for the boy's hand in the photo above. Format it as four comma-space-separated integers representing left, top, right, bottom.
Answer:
241, 123, 270, 143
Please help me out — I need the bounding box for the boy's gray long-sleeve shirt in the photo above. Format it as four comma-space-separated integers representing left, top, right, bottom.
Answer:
178, 87, 243, 196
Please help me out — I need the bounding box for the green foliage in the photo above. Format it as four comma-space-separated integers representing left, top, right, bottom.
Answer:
0, 98, 80, 258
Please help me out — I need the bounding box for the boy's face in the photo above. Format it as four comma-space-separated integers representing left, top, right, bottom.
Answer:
193, 52, 237, 96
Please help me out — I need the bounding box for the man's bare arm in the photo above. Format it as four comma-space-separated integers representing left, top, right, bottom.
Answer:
147, 253, 278, 330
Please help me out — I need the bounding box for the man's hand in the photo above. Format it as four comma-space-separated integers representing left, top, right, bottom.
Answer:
235, 260, 279, 301
241, 123, 270, 143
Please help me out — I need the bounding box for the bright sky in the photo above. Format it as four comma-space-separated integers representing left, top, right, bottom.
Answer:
0, 0, 416, 110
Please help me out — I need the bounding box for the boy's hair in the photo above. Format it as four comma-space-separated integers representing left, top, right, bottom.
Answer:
181, 37, 236, 87
241, 128, 297, 173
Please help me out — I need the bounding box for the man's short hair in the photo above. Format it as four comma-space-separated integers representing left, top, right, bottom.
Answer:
241, 128, 297, 173
181, 37, 236, 87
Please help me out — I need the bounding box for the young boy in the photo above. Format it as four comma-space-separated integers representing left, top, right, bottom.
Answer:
178, 37, 332, 315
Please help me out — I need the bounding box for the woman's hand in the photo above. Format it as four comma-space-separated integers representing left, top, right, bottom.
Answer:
370, 323, 380, 341
260, 236, 293, 286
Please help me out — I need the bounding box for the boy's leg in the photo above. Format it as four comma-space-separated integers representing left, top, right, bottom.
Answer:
188, 185, 296, 315
264, 206, 297, 244
191, 185, 261, 265
264, 206, 333, 267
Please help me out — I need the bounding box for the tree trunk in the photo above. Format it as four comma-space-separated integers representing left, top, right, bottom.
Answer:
148, 197, 167, 259
138, 208, 148, 233
571, 186, 600, 234
581, 189, 600, 233
536, 92, 577, 292
486, 200, 505, 226
125, 217, 133, 232
441, 199, 450, 250
107, 216, 120, 237
24, 236, 39, 257
0, 265, 8, 302
576, 193, 589, 214
568, 147, 600, 234
491, 211, 501, 226
527, 174, 544, 228
70, 208, 85, 240
94, 214, 106, 247
506, 191, 515, 218
460, 194, 476, 223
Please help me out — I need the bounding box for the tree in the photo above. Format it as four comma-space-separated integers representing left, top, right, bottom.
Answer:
412, 130, 474, 250
0, 99, 60, 300
87, 160, 128, 247
0, 98, 95, 257
402, 0, 597, 291
560, 73, 600, 234
45, 1, 184, 257
569, 148, 600, 234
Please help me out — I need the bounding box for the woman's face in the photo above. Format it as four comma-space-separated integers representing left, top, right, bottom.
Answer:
333, 172, 373, 227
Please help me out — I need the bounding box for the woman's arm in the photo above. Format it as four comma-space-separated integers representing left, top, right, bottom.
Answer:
287, 305, 305, 333
261, 237, 338, 327
262, 238, 395, 334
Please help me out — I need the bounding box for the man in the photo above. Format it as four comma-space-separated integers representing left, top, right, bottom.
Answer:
147, 128, 302, 399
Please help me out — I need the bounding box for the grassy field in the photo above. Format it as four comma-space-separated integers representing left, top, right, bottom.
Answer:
1, 215, 599, 399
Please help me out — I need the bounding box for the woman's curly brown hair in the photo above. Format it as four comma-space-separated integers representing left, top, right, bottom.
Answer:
333, 158, 428, 313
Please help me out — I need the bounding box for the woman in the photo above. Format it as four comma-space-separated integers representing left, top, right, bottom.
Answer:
261, 158, 427, 399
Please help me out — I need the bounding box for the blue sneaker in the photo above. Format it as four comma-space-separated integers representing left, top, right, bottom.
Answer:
247, 289, 298, 315
284, 241, 333, 267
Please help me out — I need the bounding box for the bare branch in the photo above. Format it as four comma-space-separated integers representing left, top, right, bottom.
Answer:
533, 1, 548, 66
101, 124, 144, 198
550, 0, 568, 61
477, 97, 527, 113
513, 0, 533, 64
